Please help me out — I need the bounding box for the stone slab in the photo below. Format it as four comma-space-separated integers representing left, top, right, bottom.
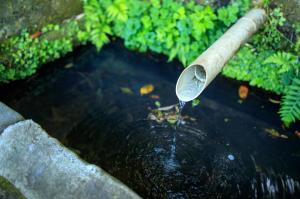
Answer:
0, 120, 140, 199
0, 102, 24, 134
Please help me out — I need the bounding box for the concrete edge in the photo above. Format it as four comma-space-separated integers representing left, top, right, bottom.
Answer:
0, 102, 24, 134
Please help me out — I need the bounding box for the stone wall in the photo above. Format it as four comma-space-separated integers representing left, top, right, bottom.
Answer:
0, 0, 82, 40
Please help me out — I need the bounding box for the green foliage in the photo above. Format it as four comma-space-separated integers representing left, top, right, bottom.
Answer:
252, 7, 287, 50
82, 0, 128, 50
294, 24, 300, 54
110, 0, 251, 66
224, 49, 298, 94
217, 4, 239, 27
279, 77, 300, 127
222, 5, 300, 125
0, 24, 75, 82
223, 46, 288, 94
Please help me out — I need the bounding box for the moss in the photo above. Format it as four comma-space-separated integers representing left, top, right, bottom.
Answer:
0, 176, 26, 199
0, 17, 85, 83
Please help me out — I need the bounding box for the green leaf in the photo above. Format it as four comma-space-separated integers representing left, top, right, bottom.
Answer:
192, 99, 200, 107
279, 77, 300, 126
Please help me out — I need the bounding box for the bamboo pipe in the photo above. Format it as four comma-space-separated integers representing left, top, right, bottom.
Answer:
176, 9, 267, 102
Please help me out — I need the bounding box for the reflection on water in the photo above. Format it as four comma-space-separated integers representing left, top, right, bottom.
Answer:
0, 41, 300, 198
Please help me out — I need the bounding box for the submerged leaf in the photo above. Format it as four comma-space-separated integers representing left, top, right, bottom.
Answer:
167, 118, 177, 124
192, 99, 200, 107
140, 84, 154, 95
264, 128, 288, 139
155, 101, 161, 108
157, 104, 176, 111
150, 95, 160, 99
120, 87, 133, 95
238, 85, 249, 99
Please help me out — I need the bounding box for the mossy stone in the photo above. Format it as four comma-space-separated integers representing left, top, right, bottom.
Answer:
0, 176, 26, 199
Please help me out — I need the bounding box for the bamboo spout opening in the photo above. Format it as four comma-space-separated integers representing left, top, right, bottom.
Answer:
176, 64, 207, 102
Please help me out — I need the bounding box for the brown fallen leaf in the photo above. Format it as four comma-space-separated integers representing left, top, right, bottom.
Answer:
140, 84, 154, 95
238, 85, 249, 100
295, 131, 300, 138
30, 31, 42, 39
150, 95, 160, 99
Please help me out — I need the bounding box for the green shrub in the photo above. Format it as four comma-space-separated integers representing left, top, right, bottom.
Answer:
0, 24, 77, 82
279, 77, 300, 127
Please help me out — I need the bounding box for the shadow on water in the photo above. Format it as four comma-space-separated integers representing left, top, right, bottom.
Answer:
1, 41, 300, 198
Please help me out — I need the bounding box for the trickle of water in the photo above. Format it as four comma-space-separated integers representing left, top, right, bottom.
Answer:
164, 130, 179, 172
170, 131, 176, 159
164, 100, 186, 171
176, 100, 186, 127
178, 100, 186, 110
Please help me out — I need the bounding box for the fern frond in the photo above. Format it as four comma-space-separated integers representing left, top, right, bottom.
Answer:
106, 0, 128, 22
279, 77, 300, 126
263, 52, 297, 73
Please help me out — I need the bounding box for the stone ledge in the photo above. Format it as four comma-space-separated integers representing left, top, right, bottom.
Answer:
0, 176, 26, 199
0, 102, 24, 134
0, 120, 140, 199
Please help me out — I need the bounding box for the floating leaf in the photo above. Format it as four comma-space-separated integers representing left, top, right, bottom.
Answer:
140, 84, 154, 95
264, 128, 288, 139
64, 63, 74, 69
150, 95, 160, 99
120, 87, 133, 95
167, 118, 177, 124
192, 99, 200, 107
157, 104, 176, 111
238, 85, 249, 99
155, 101, 161, 108
268, 98, 281, 104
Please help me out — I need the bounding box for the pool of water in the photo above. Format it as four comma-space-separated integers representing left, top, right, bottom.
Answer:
1, 41, 300, 199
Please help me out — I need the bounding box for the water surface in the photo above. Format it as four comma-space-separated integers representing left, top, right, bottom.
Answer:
1, 41, 300, 199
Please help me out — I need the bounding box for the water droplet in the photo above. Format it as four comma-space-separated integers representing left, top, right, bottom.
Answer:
228, 154, 235, 161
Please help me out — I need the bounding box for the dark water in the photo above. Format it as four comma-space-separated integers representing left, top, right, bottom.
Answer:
1, 41, 300, 199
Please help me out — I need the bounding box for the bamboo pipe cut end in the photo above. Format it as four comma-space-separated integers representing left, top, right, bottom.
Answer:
176, 64, 207, 102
